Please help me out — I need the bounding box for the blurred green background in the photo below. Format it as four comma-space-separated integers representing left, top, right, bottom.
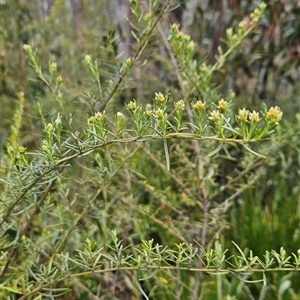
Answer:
1, 0, 299, 299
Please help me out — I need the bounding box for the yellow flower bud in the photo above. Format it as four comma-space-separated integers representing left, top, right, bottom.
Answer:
125, 57, 132, 67
56, 75, 63, 84
249, 110, 260, 124
18, 146, 27, 154
84, 55, 91, 64
88, 116, 95, 124
171, 23, 179, 32
154, 92, 165, 104
46, 123, 54, 132
209, 110, 221, 122
193, 100, 206, 114
50, 62, 57, 72
217, 99, 228, 113
116, 112, 124, 119
23, 44, 31, 52
266, 106, 282, 125
187, 41, 195, 51
174, 100, 185, 111
95, 111, 104, 121
126, 100, 137, 112
156, 108, 165, 119
237, 108, 248, 123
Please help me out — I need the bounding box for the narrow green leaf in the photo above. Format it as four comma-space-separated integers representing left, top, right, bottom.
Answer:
164, 139, 170, 171
0, 286, 22, 294
139, 269, 159, 281
232, 241, 248, 264
134, 275, 150, 300
242, 144, 266, 158
208, 143, 224, 157
105, 146, 114, 161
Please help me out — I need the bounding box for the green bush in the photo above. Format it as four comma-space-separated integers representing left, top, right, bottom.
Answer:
1, 1, 299, 299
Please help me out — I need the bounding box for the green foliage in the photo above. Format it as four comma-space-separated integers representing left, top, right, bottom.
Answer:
1, 1, 299, 299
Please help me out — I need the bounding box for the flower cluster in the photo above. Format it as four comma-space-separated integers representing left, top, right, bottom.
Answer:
266, 106, 282, 125
235, 105, 282, 139
237, 106, 282, 127
154, 92, 166, 106
114, 112, 125, 135
103, 92, 282, 151
193, 101, 206, 115
237, 108, 249, 123
126, 100, 137, 113
87, 111, 107, 139
209, 110, 221, 123
84, 54, 92, 64
169, 24, 196, 66
216, 99, 228, 114
174, 100, 185, 112
226, 2, 266, 47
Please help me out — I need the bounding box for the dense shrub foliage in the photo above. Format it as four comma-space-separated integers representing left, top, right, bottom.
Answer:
1, 1, 299, 299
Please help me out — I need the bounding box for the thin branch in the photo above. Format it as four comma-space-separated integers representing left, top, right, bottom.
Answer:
95, 0, 172, 112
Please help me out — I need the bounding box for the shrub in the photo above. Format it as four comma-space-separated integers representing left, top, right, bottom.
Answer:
1, 1, 299, 299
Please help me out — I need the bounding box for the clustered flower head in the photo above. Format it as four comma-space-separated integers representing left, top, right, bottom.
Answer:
18, 146, 27, 154
174, 100, 185, 111
154, 92, 166, 104
217, 99, 228, 113
170, 23, 191, 43
144, 109, 153, 117
187, 41, 195, 51
88, 116, 94, 124
95, 111, 105, 121
84, 54, 92, 64
176, 31, 184, 39
155, 108, 165, 119
182, 33, 191, 42
42, 143, 50, 153
144, 109, 152, 117
116, 112, 125, 120
126, 100, 137, 112
208, 110, 221, 123
46, 123, 54, 132
170, 23, 179, 33
266, 106, 282, 125
175, 30, 192, 45
23, 44, 31, 52
88, 111, 105, 124
115, 112, 125, 132
237, 108, 249, 123
125, 57, 132, 67
249, 110, 260, 124
144, 104, 152, 117
56, 75, 63, 84
193, 100, 206, 115
50, 62, 57, 72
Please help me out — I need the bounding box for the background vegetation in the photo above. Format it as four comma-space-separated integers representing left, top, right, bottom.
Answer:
1, 0, 299, 299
